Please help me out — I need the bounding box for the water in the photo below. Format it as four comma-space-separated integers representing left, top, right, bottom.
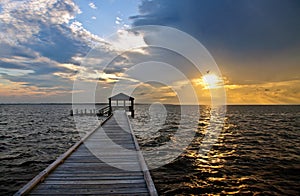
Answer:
0, 104, 299, 195
132, 105, 300, 195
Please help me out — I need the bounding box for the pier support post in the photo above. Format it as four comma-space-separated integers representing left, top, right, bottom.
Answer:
130, 97, 134, 118
109, 98, 112, 115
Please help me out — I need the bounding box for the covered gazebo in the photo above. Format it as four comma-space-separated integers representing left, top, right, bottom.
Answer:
109, 93, 135, 118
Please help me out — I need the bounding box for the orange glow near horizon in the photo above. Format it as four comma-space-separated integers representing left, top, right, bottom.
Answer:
201, 74, 222, 89
0, 74, 299, 104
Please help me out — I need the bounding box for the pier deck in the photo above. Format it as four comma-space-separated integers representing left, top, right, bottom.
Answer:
15, 110, 157, 195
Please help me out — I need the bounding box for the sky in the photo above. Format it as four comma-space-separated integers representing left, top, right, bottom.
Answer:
0, 0, 299, 104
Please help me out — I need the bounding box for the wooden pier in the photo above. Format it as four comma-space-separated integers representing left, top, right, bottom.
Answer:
70, 106, 111, 117
70, 93, 135, 118
15, 110, 157, 195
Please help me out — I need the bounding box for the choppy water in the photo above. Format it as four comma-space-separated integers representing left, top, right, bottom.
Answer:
0, 104, 299, 195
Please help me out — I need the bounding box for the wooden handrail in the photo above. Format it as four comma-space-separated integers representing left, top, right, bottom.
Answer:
125, 113, 158, 196
14, 114, 113, 196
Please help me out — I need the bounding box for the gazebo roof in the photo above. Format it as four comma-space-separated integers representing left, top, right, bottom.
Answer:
109, 93, 134, 100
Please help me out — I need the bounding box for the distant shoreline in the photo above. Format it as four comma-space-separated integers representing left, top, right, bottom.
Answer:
0, 103, 299, 106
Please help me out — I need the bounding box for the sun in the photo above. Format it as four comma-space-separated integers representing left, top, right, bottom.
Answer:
202, 73, 221, 89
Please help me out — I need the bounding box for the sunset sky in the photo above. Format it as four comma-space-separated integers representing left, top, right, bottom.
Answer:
0, 0, 299, 104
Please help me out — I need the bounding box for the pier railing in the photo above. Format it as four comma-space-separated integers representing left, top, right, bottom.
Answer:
97, 105, 111, 116
14, 114, 113, 196
70, 105, 111, 116
15, 111, 157, 195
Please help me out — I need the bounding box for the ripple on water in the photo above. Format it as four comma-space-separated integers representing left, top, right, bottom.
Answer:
0, 104, 107, 195
132, 105, 300, 195
1, 104, 300, 195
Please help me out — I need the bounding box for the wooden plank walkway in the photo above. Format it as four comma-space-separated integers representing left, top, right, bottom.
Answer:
15, 110, 157, 195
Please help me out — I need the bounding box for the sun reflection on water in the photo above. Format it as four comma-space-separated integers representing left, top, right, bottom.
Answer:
132, 105, 300, 195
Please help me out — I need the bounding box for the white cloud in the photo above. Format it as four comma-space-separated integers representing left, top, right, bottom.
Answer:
69, 21, 107, 47
88, 2, 97, 9
108, 29, 147, 51
0, 0, 115, 93
0, 67, 34, 76
0, 0, 81, 46
123, 24, 130, 29
91, 16, 96, 20
0, 0, 162, 102
115, 16, 122, 25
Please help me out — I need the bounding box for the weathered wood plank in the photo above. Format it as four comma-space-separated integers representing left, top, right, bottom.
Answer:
31, 193, 150, 196
31, 189, 150, 195
45, 176, 144, 180
48, 172, 144, 176
14, 114, 114, 196
63, 160, 139, 164
31, 189, 149, 195
16, 110, 157, 196
51, 171, 144, 175
33, 182, 147, 189
42, 179, 146, 185
63, 159, 139, 163
54, 166, 141, 171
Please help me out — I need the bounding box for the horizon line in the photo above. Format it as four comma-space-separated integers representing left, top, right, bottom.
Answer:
0, 102, 299, 106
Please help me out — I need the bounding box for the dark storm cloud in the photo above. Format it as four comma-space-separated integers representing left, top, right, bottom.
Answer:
28, 24, 90, 63
0, 44, 38, 59
0, 61, 25, 70
131, 0, 300, 56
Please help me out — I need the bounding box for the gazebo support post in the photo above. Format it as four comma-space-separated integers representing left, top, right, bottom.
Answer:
108, 93, 135, 118
130, 98, 134, 118
108, 98, 112, 115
